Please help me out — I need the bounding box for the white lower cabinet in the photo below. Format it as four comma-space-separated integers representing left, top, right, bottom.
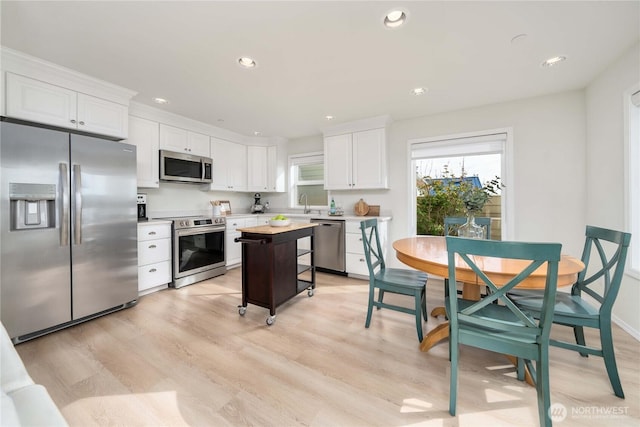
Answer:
137, 222, 172, 295
345, 219, 387, 277
226, 216, 258, 267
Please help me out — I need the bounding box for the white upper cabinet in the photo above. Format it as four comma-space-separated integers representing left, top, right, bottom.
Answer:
159, 124, 210, 157
6, 73, 128, 139
247, 146, 269, 192
267, 145, 283, 192
324, 127, 388, 190
210, 137, 247, 191
127, 116, 160, 188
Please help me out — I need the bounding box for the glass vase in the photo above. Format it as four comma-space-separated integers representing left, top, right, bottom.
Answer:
458, 212, 485, 239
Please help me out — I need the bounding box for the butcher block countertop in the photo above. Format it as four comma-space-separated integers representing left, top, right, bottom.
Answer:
237, 223, 318, 235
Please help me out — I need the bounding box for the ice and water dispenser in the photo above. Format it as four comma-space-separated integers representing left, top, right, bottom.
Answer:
9, 183, 56, 230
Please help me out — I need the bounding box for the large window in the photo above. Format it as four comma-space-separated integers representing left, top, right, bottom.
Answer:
625, 87, 640, 278
409, 130, 512, 238
289, 152, 328, 209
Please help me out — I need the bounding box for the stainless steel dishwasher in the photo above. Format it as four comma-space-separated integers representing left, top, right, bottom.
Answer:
310, 219, 345, 273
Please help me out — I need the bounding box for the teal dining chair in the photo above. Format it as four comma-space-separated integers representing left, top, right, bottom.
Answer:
510, 225, 631, 398
360, 218, 428, 342
445, 236, 561, 427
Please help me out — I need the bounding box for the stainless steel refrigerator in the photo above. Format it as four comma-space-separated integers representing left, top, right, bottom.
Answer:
1, 120, 138, 342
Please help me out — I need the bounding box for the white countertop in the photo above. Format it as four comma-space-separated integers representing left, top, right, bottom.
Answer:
226, 212, 392, 221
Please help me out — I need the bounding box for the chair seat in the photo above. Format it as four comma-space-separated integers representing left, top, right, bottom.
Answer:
446, 297, 540, 345
510, 291, 600, 322
374, 268, 427, 290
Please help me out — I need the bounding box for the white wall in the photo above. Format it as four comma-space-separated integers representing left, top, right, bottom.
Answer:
286, 90, 588, 263
585, 42, 640, 337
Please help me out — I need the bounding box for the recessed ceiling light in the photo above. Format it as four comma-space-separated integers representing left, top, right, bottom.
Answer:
541, 55, 567, 68
153, 97, 169, 105
238, 57, 257, 68
384, 10, 407, 28
412, 87, 427, 96
254, 131, 261, 136
325, 115, 334, 121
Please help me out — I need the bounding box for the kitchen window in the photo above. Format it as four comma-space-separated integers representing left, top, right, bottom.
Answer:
289, 152, 328, 209
625, 86, 640, 278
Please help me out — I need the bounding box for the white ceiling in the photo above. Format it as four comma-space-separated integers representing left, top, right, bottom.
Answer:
1, 1, 638, 140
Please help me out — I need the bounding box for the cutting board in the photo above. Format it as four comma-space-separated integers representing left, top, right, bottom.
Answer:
354, 199, 370, 216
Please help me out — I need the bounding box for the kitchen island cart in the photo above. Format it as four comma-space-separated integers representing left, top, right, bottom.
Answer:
235, 223, 317, 325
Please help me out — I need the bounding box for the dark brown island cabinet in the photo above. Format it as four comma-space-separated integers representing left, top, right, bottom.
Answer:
235, 223, 317, 325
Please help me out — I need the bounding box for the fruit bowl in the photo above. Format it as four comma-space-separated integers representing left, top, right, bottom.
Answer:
269, 218, 291, 227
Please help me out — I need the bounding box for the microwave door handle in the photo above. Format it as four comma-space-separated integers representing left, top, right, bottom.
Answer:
201, 158, 205, 180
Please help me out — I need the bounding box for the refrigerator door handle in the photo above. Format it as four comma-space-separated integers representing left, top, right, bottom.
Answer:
73, 164, 82, 245
59, 163, 69, 246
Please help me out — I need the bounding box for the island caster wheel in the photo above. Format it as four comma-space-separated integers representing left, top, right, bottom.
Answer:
307, 288, 314, 297
266, 315, 276, 326
238, 306, 247, 316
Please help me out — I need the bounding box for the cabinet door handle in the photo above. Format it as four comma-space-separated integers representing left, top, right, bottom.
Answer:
79, 121, 85, 125
148, 244, 157, 249
149, 268, 157, 273
148, 231, 156, 235
359, 258, 365, 262
70, 119, 77, 124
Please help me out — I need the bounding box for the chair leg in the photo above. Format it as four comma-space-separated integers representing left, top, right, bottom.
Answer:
449, 338, 458, 416
537, 350, 552, 427
600, 322, 625, 398
414, 291, 424, 342
573, 325, 589, 357
377, 289, 385, 309
421, 289, 428, 321
365, 285, 375, 328
516, 358, 525, 382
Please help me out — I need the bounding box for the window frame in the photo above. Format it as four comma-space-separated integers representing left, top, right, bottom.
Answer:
407, 128, 514, 238
624, 85, 640, 279
288, 151, 328, 210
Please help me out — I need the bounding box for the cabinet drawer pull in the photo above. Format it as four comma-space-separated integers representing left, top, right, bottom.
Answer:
359, 258, 365, 262
148, 231, 157, 235
148, 244, 157, 249
149, 268, 157, 273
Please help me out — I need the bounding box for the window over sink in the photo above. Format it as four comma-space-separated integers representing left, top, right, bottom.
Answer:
289, 152, 328, 210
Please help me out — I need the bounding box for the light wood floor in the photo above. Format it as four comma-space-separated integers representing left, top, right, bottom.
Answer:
16, 269, 640, 426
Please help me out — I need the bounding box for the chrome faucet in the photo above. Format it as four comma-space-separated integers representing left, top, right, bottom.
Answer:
299, 193, 310, 214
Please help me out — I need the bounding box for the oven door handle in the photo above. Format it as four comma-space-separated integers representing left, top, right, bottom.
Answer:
234, 237, 267, 245
175, 226, 225, 237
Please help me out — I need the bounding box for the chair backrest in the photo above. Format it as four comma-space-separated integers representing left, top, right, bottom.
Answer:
360, 218, 385, 276
445, 237, 562, 342
573, 225, 632, 315
444, 216, 492, 239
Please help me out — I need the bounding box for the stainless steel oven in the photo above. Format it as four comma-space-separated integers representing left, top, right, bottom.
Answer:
171, 216, 226, 288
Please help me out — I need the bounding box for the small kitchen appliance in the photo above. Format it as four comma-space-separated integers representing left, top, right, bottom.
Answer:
250, 193, 264, 214
137, 193, 148, 220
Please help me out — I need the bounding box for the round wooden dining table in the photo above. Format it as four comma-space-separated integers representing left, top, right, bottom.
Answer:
393, 236, 585, 353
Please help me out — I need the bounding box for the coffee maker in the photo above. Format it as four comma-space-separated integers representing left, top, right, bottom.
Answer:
137, 194, 148, 221
250, 193, 264, 214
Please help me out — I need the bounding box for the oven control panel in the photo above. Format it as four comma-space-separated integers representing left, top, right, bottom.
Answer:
174, 217, 226, 229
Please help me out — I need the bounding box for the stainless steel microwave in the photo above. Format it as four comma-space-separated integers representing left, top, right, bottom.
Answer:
159, 150, 212, 184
